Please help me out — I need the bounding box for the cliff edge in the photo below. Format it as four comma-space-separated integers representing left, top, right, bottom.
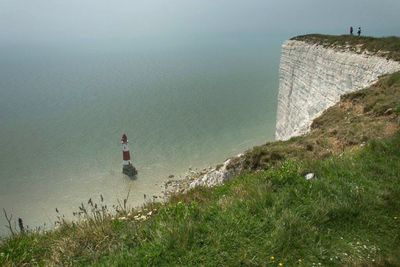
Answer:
276, 34, 400, 140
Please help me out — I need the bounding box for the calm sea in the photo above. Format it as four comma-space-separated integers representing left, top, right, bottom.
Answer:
0, 36, 280, 235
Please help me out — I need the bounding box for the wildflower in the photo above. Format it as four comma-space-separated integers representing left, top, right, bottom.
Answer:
270, 256, 275, 261
298, 259, 302, 262
279, 263, 283, 266
147, 211, 153, 216
394, 217, 398, 220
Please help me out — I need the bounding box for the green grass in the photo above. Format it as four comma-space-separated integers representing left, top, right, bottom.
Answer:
1, 132, 400, 266
292, 34, 400, 62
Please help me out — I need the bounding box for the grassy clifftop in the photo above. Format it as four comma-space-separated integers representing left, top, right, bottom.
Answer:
1, 67, 400, 265
291, 34, 400, 62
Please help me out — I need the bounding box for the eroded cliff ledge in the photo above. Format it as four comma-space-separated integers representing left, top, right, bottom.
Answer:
276, 35, 400, 140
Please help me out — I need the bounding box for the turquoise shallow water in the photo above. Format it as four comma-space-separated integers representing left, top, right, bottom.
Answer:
0, 37, 280, 235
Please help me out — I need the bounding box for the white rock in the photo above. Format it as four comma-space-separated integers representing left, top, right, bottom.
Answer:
275, 40, 400, 141
305, 173, 315, 180
189, 159, 233, 188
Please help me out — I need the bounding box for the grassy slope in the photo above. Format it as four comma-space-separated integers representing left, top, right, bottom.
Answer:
1, 47, 400, 266
2, 121, 400, 266
111, 134, 400, 266
292, 34, 400, 62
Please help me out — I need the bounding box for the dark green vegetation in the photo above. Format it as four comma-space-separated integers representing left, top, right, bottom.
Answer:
1, 69, 400, 265
292, 34, 400, 62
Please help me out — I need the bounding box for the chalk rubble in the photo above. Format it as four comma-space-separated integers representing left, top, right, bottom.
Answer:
189, 159, 234, 189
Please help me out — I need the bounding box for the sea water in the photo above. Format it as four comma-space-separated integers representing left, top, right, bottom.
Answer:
0, 36, 280, 235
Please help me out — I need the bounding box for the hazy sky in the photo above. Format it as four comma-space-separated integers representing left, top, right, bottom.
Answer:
1, 0, 399, 46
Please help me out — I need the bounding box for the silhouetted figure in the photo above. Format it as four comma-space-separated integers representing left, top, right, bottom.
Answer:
357, 27, 361, 36
350, 26, 354, 35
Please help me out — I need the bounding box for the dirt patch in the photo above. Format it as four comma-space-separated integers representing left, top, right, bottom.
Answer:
384, 123, 399, 136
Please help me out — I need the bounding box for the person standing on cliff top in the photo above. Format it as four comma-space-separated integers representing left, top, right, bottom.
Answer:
350, 26, 354, 35
357, 27, 361, 36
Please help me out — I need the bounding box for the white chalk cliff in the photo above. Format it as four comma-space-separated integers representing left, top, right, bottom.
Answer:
188, 38, 400, 190
275, 40, 400, 140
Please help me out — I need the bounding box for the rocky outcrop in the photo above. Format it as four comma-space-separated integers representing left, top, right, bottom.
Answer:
189, 159, 234, 189
275, 40, 400, 140
163, 154, 245, 196
123, 164, 137, 177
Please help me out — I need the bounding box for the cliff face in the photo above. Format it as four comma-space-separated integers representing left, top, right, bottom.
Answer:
170, 36, 400, 192
275, 40, 400, 140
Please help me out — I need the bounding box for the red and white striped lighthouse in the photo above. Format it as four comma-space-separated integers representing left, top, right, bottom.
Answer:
121, 133, 131, 166
121, 133, 137, 177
